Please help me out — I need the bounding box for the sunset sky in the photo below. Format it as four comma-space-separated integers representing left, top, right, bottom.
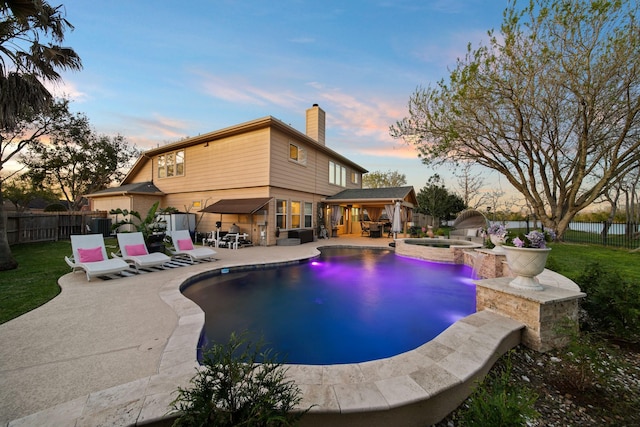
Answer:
52, 0, 511, 194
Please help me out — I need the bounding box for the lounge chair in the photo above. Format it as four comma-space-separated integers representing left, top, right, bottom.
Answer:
168, 230, 217, 263
113, 232, 171, 272
65, 234, 130, 281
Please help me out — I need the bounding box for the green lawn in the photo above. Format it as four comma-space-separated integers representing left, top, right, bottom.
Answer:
0, 240, 70, 324
1, 239, 638, 325
547, 242, 640, 283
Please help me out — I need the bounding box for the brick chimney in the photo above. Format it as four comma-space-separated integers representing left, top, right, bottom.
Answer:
305, 104, 325, 145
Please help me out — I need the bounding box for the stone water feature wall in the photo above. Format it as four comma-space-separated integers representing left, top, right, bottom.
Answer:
464, 248, 585, 352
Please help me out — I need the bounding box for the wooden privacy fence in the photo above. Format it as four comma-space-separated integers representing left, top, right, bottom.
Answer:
6, 212, 108, 245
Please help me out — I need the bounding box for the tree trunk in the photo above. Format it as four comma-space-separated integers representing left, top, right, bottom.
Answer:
0, 185, 18, 270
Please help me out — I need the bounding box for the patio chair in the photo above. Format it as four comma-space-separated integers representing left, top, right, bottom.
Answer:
113, 232, 171, 272
369, 222, 381, 238
65, 234, 130, 281
168, 230, 217, 263
360, 221, 370, 236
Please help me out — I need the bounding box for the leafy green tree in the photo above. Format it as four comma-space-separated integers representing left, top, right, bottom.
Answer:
417, 174, 467, 222
23, 102, 140, 211
390, 0, 640, 239
362, 169, 407, 188
2, 173, 59, 212
0, 0, 81, 270
0, 0, 82, 129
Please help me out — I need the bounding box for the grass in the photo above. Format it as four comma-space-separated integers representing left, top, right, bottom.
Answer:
547, 242, 640, 283
0, 240, 70, 324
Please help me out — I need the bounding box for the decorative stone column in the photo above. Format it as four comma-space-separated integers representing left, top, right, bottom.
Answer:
475, 277, 586, 352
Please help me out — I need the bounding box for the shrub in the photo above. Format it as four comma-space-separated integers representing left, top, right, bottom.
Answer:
576, 263, 640, 343
455, 351, 539, 426
43, 203, 67, 212
551, 320, 623, 392
171, 332, 308, 427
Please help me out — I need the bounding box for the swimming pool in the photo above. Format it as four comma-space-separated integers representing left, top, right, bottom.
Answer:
182, 247, 476, 365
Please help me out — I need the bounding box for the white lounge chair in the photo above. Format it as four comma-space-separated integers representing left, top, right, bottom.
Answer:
113, 232, 171, 272
168, 230, 217, 263
65, 234, 130, 281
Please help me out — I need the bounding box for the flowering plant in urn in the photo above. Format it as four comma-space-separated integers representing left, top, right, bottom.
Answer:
503, 229, 556, 291
487, 224, 508, 239
487, 223, 508, 253
507, 229, 556, 249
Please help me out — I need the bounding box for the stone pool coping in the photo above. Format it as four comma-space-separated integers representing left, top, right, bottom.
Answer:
4, 240, 527, 427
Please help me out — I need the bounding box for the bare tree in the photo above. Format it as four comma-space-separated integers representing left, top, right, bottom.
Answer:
390, 0, 640, 239
454, 163, 487, 209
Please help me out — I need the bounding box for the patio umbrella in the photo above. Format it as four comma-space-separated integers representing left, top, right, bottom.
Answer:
391, 201, 402, 238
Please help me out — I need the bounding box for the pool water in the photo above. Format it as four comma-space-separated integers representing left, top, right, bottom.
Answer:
182, 247, 476, 365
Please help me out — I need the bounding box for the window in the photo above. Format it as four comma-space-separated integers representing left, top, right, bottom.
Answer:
304, 202, 313, 227
289, 142, 306, 165
157, 150, 185, 178
291, 201, 301, 228
276, 199, 287, 229
351, 171, 359, 184
329, 161, 346, 187
275, 200, 313, 229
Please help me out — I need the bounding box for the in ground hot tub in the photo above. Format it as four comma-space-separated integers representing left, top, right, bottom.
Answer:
395, 238, 482, 263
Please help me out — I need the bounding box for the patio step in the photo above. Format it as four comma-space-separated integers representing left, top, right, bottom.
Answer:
276, 238, 301, 246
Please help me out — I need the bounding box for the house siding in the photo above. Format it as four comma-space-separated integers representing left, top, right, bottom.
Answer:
87, 111, 369, 245
269, 128, 361, 195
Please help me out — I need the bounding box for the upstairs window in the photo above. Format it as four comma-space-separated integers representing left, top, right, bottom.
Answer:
158, 150, 185, 178
289, 142, 307, 165
351, 171, 359, 185
329, 161, 346, 187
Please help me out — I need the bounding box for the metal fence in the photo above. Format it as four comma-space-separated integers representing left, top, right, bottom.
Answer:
6, 212, 108, 245
563, 221, 640, 249
493, 220, 640, 249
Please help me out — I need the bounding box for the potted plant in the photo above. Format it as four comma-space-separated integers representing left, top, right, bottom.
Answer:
111, 201, 167, 253
502, 229, 556, 291
487, 223, 508, 253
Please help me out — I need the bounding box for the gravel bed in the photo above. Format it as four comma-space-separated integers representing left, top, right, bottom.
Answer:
435, 342, 640, 426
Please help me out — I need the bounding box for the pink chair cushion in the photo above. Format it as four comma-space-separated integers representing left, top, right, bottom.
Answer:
177, 239, 194, 251
125, 244, 148, 256
78, 247, 104, 263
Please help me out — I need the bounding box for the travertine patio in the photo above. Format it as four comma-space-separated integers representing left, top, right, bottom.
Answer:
0, 235, 582, 426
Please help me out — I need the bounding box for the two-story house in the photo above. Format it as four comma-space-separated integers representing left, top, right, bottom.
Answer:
87, 105, 416, 245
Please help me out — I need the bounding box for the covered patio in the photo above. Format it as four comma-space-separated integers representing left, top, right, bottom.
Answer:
323, 187, 417, 238
199, 197, 272, 246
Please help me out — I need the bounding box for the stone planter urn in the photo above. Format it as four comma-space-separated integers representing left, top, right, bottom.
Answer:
489, 234, 506, 254
502, 246, 552, 291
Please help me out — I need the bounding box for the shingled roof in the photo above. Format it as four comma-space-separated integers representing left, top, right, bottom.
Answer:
85, 182, 164, 197
324, 186, 416, 203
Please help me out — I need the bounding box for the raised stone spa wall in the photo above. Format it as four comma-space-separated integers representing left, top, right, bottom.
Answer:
395, 239, 482, 264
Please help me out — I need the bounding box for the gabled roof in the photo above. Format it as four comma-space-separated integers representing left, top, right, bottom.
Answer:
123, 116, 368, 184
85, 182, 164, 198
324, 186, 417, 206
